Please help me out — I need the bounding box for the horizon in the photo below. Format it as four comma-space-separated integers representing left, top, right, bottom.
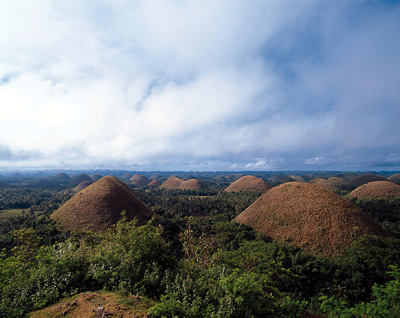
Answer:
1, 1, 399, 171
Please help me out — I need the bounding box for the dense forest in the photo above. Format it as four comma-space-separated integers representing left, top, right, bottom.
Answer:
0, 170, 399, 317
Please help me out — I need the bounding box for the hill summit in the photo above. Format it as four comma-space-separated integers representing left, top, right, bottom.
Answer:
225, 175, 272, 193
235, 182, 389, 257
51, 176, 158, 231
349, 181, 400, 199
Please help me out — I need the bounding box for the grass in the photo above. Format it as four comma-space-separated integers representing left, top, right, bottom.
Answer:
0, 209, 43, 222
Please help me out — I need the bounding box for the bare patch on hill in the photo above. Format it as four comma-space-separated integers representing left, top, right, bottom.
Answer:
235, 182, 389, 257
27, 291, 154, 318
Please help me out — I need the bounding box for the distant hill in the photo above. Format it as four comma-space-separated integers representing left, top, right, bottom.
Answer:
349, 181, 400, 200
225, 176, 272, 193
309, 177, 347, 192
235, 182, 389, 257
90, 174, 103, 182
68, 173, 93, 188
160, 176, 184, 189
267, 175, 295, 186
148, 179, 162, 187
73, 180, 93, 192
348, 174, 386, 189
51, 176, 160, 232
179, 179, 205, 190
51, 173, 72, 184
130, 174, 150, 187
388, 173, 400, 185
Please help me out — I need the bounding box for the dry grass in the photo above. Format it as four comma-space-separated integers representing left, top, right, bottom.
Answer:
73, 180, 93, 192
148, 179, 162, 187
348, 174, 386, 189
349, 181, 400, 199
130, 174, 150, 187
27, 291, 154, 318
225, 175, 272, 193
309, 177, 347, 192
388, 173, 400, 185
160, 176, 184, 189
179, 179, 205, 190
51, 176, 159, 232
235, 182, 389, 257
68, 174, 93, 188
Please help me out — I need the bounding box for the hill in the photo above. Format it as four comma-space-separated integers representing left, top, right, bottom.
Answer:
349, 181, 400, 200
235, 182, 389, 257
51, 176, 159, 231
68, 173, 93, 188
225, 175, 272, 193
130, 174, 150, 187
148, 179, 162, 187
72, 180, 93, 192
179, 179, 205, 190
388, 173, 400, 185
348, 174, 386, 189
51, 173, 72, 184
160, 176, 184, 189
309, 177, 347, 192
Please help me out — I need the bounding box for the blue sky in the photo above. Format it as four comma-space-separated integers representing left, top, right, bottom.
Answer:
0, 0, 399, 171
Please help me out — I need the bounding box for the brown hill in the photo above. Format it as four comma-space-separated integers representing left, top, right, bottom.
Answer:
130, 174, 150, 187
225, 176, 272, 193
148, 179, 162, 187
149, 173, 161, 180
180, 179, 205, 190
235, 182, 389, 257
51, 176, 159, 232
289, 175, 306, 182
348, 174, 386, 189
51, 173, 72, 184
160, 176, 184, 189
388, 173, 400, 185
68, 173, 93, 188
73, 180, 93, 192
309, 177, 346, 192
349, 181, 400, 200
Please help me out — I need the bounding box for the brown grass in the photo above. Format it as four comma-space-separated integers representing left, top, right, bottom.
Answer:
27, 291, 154, 318
160, 176, 184, 189
179, 179, 205, 190
225, 175, 272, 193
348, 174, 386, 189
349, 181, 400, 199
51, 176, 159, 232
235, 182, 389, 257
130, 174, 150, 187
73, 180, 93, 192
309, 177, 347, 192
388, 173, 400, 185
148, 179, 162, 187
68, 173, 93, 188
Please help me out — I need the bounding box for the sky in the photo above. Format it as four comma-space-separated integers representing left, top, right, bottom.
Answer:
0, 0, 399, 171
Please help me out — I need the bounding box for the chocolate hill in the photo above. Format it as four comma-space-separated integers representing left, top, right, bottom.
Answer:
289, 175, 306, 183
388, 173, 400, 185
179, 179, 205, 190
309, 177, 347, 192
130, 174, 150, 187
225, 176, 272, 193
267, 175, 295, 186
90, 174, 103, 182
73, 180, 93, 192
160, 176, 184, 189
348, 174, 386, 189
51, 177, 159, 232
68, 173, 93, 188
51, 173, 72, 184
235, 182, 389, 257
349, 181, 400, 200
148, 179, 162, 187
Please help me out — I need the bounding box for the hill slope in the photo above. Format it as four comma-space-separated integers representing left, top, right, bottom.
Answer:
350, 181, 400, 199
235, 182, 389, 257
51, 176, 158, 231
225, 175, 272, 193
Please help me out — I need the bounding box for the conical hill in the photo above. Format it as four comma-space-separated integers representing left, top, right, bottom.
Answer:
349, 181, 400, 200
68, 173, 93, 188
179, 179, 205, 190
388, 173, 400, 185
225, 176, 271, 193
348, 174, 386, 189
51, 176, 159, 232
160, 176, 184, 189
130, 174, 150, 187
235, 182, 389, 257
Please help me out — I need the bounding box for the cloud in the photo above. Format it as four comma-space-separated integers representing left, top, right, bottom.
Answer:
0, 0, 399, 170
